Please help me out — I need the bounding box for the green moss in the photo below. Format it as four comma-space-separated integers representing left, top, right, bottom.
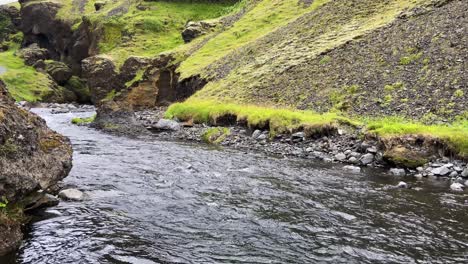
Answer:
202, 127, 231, 144
0, 138, 18, 158
71, 115, 96, 125
399, 52, 423, 65
0, 46, 56, 102
125, 69, 145, 87
453, 89, 464, 98
383, 146, 428, 169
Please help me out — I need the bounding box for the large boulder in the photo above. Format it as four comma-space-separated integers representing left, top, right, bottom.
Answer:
0, 5, 20, 44
45, 61, 73, 85
82, 56, 123, 103
18, 44, 49, 66
0, 80, 73, 255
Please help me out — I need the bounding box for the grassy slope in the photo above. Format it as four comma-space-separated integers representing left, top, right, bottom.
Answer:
166, 0, 468, 157
0, 47, 56, 102
47, 0, 238, 67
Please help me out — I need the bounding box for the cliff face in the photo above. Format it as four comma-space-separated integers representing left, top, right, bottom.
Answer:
0, 79, 73, 255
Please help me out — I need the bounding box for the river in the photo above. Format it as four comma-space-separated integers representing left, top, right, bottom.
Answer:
0, 0, 17, 5
1, 108, 468, 263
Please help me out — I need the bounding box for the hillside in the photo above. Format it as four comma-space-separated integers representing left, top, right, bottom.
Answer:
1, 0, 467, 157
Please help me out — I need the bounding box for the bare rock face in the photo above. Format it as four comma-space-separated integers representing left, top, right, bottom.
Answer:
0, 80, 73, 255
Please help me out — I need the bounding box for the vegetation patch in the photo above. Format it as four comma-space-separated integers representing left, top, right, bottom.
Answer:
202, 127, 231, 144
71, 115, 96, 125
0, 46, 56, 102
165, 99, 355, 135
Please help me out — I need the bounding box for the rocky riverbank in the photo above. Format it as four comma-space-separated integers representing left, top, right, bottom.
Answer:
46, 103, 468, 192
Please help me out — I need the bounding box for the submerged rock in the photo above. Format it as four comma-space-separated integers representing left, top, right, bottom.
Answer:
397, 181, 408, 189
343, 165, 361, 173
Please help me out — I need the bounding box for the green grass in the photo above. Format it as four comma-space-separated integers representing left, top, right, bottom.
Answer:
166, 100, 468, 157
365, 117, 468, 157
0, 47, 56, 102
178, 0, 330, 79
71, 114, 96, 125
202, 127, 231, 144
165, 99, 355, 135
83, 0, 238, 67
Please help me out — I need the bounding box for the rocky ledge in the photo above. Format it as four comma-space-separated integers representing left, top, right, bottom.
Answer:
0, 80, 73, 255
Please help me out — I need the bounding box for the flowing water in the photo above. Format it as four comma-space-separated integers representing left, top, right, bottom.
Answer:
2, 109, 468, 263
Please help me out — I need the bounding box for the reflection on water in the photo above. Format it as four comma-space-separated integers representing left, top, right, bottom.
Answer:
2, 108, 468, 263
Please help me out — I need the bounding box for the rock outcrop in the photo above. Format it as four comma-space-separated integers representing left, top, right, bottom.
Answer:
0, 80, 73, 255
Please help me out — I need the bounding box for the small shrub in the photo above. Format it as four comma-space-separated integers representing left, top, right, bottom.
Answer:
454, 89, 464, 98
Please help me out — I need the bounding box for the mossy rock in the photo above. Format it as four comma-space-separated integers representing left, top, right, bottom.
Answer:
383, 146, 428, 169
202, 127, 230, 144
65, 76, 91, 104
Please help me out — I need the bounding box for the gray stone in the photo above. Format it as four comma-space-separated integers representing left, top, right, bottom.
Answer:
366, 146, 378, 154
390, 168, 406, 176
431, 165, 451, 176
292, 132, 305, 139
252, 130, 262, 139
350, 152, 361, 158
153, 119, 181, 131
348, 157, 359, 164
449, 171, 459, 178
416, 167, 424, 172
450, 182, 464, 192
397, 181, 408, 188
360, 153, 374, 165
343, 165, 361, 173
464, 180, 468, 187
257, 134, 268, 140
58, 189, 84, 201
335, 153, 347, 161
461, 168, 468, 178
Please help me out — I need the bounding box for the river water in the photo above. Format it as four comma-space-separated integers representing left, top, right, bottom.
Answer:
0, 66, 6, 75
1, 108, 468, 263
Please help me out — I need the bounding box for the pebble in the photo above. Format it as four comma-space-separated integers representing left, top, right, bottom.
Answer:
431, 165, 451, 176
390, 168, 406, 176
58, 189, 84, 201
360, 153, 374, 165
343, 165, 361, 173
450, 182, 464, 192
397, 181, 408, 188
335, 153, 347, 161
348, 156, 358, 164
252, 130, 262, 139
462, 168, 468, 178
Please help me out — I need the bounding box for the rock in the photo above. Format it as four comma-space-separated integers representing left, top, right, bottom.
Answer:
450, 182, 464, 192
292, 132, 305, 139
390, 168, 406, 176
119, 56, 151, 83
366, 146, 378, 154
464, 180, 468, 187
349, 151, 361, 158
414, 174, 423, 180
383, 146, 428, 169
462, 168, 468, 178
449, 171, 459, 178
360, 153, 374, 165
397, 181, 408, 188
0, 79, 72, 255
348, 156, 359, 164
18, 44, 49, 66
45, 61, 73, 85
257, 134, 268, 140
343, 165, 361, 173
153, 119, 181, 131
252, 130, 262, 139
431, 165, 451, 176
82, 56, 123, 103
182, 20, 218, 43
58, 189, 84, 201
335, 153, 347, 161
